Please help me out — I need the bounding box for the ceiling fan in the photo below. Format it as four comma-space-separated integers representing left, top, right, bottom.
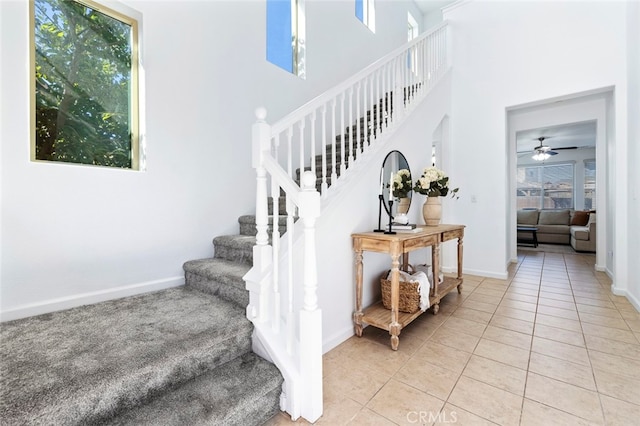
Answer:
520, 137, 578, 161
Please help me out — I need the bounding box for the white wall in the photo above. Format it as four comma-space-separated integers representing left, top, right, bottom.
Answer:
443, 1, 631, 288
316, 74, 452, 352
625, 0, 640, 310
0, 0, 423, 319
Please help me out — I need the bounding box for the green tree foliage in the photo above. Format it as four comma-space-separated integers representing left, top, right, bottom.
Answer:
35, 0, 134, 168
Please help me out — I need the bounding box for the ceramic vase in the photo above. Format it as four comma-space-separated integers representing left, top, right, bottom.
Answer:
422, 196, 442, 226
397, 197, 410, 214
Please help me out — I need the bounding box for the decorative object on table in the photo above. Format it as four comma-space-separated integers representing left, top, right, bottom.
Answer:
394, 212, 409, 225
380, 266, 431, 313
392, 169, 412, 214
375, 150, 411, 232
413, 166, 459, 226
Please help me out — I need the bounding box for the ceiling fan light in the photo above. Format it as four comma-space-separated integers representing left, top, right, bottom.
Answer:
532, 151, 550, 161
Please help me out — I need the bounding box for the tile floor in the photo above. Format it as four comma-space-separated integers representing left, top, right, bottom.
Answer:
265, 250, 640, 425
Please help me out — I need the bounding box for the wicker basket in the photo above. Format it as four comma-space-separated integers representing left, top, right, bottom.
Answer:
380, 266, 421, 313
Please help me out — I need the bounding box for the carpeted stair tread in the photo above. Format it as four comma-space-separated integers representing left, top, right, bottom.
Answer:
102, 352, 283, 426
213, 234, 256, 265
238, 215, 288, 237
184, 258, 251, 307
0, 287, 253, 425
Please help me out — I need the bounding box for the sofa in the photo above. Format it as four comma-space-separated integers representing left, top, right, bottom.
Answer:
517, 209, 596, 252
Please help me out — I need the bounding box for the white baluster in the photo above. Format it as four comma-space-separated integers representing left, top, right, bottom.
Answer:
287, 127, 293, 179
331, 98, 337, 183
286, 192, 295, 354
311, 110, 316, 177
299, 119, 305, 187
340, 93, 346, 175
348, 88, 354, 165
321, 105, 328, 194
356, 82, 361, 154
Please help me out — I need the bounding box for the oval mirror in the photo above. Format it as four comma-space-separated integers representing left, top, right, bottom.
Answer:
380, 150, 412, 219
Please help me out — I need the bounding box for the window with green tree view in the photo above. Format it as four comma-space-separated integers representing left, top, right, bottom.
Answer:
32, 0, 140, 169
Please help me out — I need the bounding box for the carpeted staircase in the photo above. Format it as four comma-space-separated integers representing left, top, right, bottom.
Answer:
0, 216, 284, 426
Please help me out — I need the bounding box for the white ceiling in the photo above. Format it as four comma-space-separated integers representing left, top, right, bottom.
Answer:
414, 0, 456, 15
516, 121, 597, 153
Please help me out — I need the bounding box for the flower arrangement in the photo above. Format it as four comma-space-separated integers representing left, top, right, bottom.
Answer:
392, 169, 412, 198
413, 166, 459, 198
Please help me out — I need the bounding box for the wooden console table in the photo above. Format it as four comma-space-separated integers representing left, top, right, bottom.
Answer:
352, 224, 465, 350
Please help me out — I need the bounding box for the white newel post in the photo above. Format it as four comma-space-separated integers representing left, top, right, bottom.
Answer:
245, 107, 273, 324
298, 171, 323, 423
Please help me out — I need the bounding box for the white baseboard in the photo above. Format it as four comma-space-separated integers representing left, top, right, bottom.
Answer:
0, 276, 184, 322
463, 268, 509, 280
611, 284, 640, 313
322, 324, 355, 354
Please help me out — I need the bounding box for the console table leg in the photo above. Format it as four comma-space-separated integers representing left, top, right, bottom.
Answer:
432, 303, 440, 315
457, 284, 463, 294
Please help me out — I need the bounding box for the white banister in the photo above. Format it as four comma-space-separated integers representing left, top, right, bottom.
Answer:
245, 22, 450, 424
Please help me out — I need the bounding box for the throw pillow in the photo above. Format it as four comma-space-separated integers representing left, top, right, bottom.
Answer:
571, 210, 590, 226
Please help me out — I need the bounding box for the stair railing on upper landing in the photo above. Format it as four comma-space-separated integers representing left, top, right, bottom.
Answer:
245, 22, 450, 423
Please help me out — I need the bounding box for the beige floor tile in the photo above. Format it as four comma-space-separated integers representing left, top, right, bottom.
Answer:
600, 394, 640, 426
394, 358, 460, 401
624, 318, 640, 332
581, 322, 639, 345
314, 385, 364, 425
620, 309, 640, 321
494, 306, 536, 323
346, 408, 395, 425
524, 372, 603, 423
531, 336, 590, 366
323, 363, 390, 406
588, 350, 640, 380
505, 287, 539, 298
466, 293, 502, 306
537, 305, 579, 320
489, 314, 534, 335
434, 403, 496, 426
473, 339, 529, 370
538, 291, 574, 302
473, 287, 506, 299
593, 367, 640, 406
366, 379, 445, 426
460, 299, 498, 314
462, 354, 526, 395
574, 296, 616, 309
537, 297, 577, 311
439, 316, 487, 337
520, 398, 601, 426
533, 323, 585, 347
498, 299, 537, 313
584, 334, 640, 360
482, 324, 532, 350
413, 341, 472, 374
503, 292, 538, 305
576, 303, 622, 318
451, 307, 493, 325
579, 312, 630, 330
528, 351, 596, 390
428, 327, 480, 353
448, 376, 522, 425
535, 313, 582, 332
539, 285, 573, 296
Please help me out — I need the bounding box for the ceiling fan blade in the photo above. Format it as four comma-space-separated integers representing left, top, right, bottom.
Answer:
551, 146, 578, 150
547, 151, 558, 156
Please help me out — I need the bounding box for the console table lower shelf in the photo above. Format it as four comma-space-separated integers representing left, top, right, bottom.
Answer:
357, 276, 463, 333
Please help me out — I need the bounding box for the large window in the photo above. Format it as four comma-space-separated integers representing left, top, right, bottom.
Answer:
356, 0, 375, 32
584, 159, 596, 210
32, 0, 140, 169
517, 163, 575, 210
267, 0, 306, 78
